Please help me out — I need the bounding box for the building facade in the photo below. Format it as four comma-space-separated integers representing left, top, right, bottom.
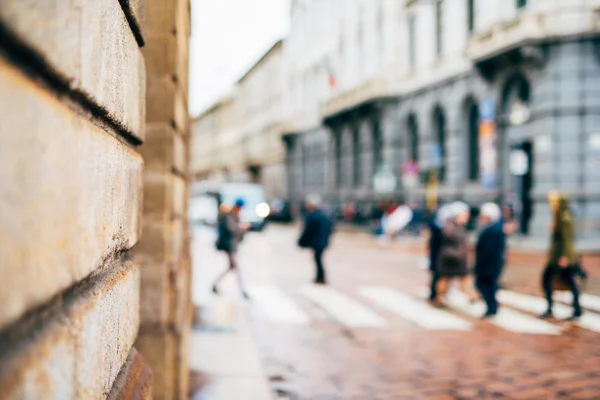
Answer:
284, 0, 600, 244
192, 40, 287, 200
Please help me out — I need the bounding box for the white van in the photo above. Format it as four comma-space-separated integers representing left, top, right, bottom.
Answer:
219, 183, 269, 231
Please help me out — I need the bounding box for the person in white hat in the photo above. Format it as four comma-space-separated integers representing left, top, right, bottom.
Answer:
474, 202, 506, 318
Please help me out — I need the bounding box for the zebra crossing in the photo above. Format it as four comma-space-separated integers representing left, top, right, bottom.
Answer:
241, 283, 600, 336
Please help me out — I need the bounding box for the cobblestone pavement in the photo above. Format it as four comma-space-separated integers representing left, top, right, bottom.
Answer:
192, 225, 600, 400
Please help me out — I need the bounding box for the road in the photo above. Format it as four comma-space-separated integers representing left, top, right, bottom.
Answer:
189, 224, 600, 400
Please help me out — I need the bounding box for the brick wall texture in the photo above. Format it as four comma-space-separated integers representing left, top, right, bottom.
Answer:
0, 0, 192, 399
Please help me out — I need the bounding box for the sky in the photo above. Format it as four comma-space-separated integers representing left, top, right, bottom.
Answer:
189, 0, 290, 117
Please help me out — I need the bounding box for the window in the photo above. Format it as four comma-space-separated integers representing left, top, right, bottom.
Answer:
372, 119, 383, 172
467, 101, 480, 181
517, 0, 528, 9
335, 132, 342, 188
408, 15, 416, 70
352, 126, 362, 187
467, 0, 475, 34
408, 115, 419, 163
433, 107, 446, 182
302, 144, 309, 189
435, 0, 443, 58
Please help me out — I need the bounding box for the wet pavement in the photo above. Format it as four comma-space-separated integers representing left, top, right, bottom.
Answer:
189, 224, 600, 400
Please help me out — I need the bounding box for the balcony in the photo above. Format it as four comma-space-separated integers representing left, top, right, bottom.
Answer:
468, 6, 600, 74
321, 77, 392, 120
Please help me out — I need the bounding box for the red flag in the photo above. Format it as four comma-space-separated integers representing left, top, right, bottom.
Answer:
325, 57, 337, 90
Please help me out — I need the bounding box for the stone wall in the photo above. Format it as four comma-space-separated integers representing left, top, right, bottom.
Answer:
0, 0, 192, 398
134, 0, 192, 399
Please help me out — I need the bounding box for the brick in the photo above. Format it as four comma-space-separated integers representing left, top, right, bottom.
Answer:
0, 260, 140, 400
136, 329, 177, 400
0, 59, 143, 330
0, 0, 146, 140
108, 348, 153, 400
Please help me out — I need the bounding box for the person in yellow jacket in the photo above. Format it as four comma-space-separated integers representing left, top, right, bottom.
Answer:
540, 191, 582, 320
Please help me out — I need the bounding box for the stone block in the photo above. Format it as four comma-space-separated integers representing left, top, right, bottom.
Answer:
142, 171, 186, 218
136, 329, 177, 400
143, 35, 178, 76
145, 0, 178, 37
0, 59, 143, 330
0, 0, 146, 140
143, 124, 187, 174
118, 0, 147, 45
108, 347, 153, 400
0, 261, 140, 400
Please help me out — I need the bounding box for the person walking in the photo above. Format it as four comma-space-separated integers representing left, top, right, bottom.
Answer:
474, 203, 506, 318
434, 202, 478, 306
212, 199, 250, 299
427, 205, 451, 302
298, 195, 333, 284
541, 191, 582, 320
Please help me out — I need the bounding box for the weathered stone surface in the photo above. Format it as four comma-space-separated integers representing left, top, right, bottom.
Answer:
108, 347, 153, 400
118, 0, 147, 46
0, 0, 146, 140
0, 58, 143, 330
136, 328, 176, 400
145, 0, 178, 36
143, 124, 187, 174
142, 171, 186, 219
0, 261, 140, 400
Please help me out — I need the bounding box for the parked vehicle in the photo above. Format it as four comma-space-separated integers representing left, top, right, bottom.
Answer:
218, 183, 269, 231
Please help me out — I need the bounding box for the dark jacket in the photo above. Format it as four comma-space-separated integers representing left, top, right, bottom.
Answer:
428, 219, 443, 272
548, 196, 577, 266
216, 212, 242, 253
298, 209, 332, 251
474, 221, 506, 280
436, 220, 469, 277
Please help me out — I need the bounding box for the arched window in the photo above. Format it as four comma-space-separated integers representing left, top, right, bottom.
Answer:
372, 119, 383, 172
467, 0, 475, 34
433, 106, 447, 182
353, 125, 362, 187
335, 131, 342, 188
466, 99, 480, 181
407, 114, 419, 163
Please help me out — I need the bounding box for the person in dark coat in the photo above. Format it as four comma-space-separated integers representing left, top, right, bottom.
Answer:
427, 205, 451, 302
435, 202, 478, 305
474, 203, 506, 318
212, 199, 250, 299
298, 194, 333, 284
541, 191, 582, 320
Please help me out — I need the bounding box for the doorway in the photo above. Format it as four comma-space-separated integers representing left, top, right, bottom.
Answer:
513, 141, 534, 235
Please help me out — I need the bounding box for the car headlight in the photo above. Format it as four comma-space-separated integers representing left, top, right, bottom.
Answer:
255, 203, 270, 218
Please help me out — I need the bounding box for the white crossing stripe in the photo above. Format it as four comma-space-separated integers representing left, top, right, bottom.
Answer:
446, 290, 562, 335
360, 286, 471, 330
300, 285, 388, 328
248, 285, 310, 325
499, 290, 600, 334
554, 291, 600, 313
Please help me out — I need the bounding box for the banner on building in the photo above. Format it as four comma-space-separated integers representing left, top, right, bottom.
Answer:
479, 97, 497, 191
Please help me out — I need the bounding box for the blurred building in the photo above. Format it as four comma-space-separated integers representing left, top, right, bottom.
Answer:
283, 0, 600, 243
192, 40, 287, 200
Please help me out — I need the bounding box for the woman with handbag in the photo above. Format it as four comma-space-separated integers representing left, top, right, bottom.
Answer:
540, 191, 582, 320
212, 198, 251, 300
434, 202, 478, 306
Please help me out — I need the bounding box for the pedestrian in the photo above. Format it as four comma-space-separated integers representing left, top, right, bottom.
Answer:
540, 191, 582, 320
298, 194, 333, 284
434, 201, 478, 306
212, 198, 250, 299
427, 204, 451, 302
474, 203, 506, 318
